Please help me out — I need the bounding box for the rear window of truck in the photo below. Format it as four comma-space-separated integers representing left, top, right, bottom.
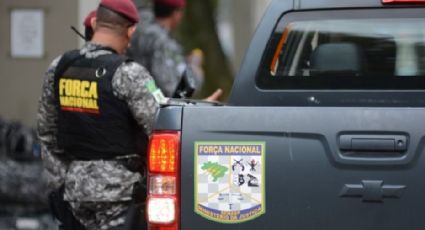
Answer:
256, 8, 425, 90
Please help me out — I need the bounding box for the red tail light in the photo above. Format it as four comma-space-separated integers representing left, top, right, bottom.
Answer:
149, 133, 179, 173
149, 226, 178, 230
383, 0, 425, 4
147, 132, 180, 230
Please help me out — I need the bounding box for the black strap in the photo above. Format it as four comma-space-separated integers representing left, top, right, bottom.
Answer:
54, 46, 123, 79
54, 50, 84, 81
48, 186, 86, 230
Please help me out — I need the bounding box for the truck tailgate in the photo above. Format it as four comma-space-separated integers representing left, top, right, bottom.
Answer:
180, 106, 425, 230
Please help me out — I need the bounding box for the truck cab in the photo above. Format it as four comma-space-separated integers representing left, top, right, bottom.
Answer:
146, 1, 425, 229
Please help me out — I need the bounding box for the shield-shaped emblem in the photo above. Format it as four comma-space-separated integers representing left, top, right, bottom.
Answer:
194, 142, 266, 224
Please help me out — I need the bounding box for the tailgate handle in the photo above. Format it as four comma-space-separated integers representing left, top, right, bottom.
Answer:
339, 135, 408, 152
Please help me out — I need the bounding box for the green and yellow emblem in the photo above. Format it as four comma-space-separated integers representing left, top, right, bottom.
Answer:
194, 142, 266, 224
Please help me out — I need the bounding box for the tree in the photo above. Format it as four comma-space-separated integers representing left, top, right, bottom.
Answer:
176, 0, 234, 100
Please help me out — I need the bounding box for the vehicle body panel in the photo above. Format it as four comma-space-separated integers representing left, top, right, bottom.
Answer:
178, 107, 425, 229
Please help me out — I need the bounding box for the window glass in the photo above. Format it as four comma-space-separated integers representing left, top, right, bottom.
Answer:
257, 10, 425, 90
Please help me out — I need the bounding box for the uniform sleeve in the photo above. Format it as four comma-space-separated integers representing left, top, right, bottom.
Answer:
150, 39, 185, 97
112, 62, 167, 135
37, 56, 70, 191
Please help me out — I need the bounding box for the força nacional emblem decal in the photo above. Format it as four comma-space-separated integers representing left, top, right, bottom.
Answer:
194, 142, 266, 224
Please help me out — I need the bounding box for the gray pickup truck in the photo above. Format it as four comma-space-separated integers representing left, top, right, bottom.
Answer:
145, 0, 425, 229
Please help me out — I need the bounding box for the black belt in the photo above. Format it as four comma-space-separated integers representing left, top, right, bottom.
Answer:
72, 153, 139, 161
73, 154, 142, 172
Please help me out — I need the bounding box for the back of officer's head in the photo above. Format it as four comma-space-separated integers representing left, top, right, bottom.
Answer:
95, 6, 134, 36
154, 0, 185, 29
154, 3, 179, 18
91, 0, 139, 54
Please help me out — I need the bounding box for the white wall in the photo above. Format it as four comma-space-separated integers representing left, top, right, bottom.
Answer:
0, 0, 101, 125
218, 0, 272, 74
0, 0, 78, 126
253, 0, 272, 31
78, 0, 100, 46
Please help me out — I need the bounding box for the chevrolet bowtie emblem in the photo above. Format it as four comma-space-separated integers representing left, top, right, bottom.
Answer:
340, 180, 406, 202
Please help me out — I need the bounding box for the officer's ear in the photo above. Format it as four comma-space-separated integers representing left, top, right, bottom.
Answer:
91, 17, 97, 30
127, 25, 136, 39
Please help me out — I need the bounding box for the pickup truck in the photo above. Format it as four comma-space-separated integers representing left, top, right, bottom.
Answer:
145, 0, 425, 229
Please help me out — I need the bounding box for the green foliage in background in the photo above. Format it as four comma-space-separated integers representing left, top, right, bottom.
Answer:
176, 0, 234, 100
134, 0, 234, 100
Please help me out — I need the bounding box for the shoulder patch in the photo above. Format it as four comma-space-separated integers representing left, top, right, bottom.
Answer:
145, 80, 168, 104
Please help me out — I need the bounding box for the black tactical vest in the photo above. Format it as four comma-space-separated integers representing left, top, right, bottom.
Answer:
53, 48, 143, 160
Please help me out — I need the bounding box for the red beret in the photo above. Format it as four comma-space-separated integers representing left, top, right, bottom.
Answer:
83, 10, 97, 28
100, 0, 140, 23
155, 0, 186, 8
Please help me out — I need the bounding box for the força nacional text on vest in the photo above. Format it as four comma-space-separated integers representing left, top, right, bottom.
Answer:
59, 78, 99, 112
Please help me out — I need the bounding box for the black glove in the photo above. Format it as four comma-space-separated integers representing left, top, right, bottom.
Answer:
173, 67, 197, 99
